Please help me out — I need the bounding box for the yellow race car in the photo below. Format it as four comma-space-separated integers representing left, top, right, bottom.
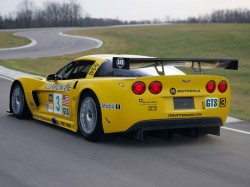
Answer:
8, 54, 238, 141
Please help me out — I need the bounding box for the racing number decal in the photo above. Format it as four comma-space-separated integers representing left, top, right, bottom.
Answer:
205, 98, 218, 109
220, 98, 226, 107
56, 96, 60, 111
54, 94, 62, 114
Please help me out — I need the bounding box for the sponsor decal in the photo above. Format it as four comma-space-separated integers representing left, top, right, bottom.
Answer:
116, 104, 121, 110
88, 63, 100, 75
116, 58, 125, 69
168, 113, 202, 118
54, 94, 63, 114
170, 88, 200, 95
177, 89, 200, 93
102, 103, 121, 110
148, 106, 157, 111
45, 83, 72, 92
63, 107, 69, 117
170, 88, 176, 95
205, 98, 218, 108
45, 103, 53, 112
63, 95, 70, 106
220, 98, 226, 107
139, 99, 157, 105
113, 57, 129, 69
49, 94, 53, 102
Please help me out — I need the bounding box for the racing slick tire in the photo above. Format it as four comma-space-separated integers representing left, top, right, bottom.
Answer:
11, 83, 32, 119
78, 91, 104, 142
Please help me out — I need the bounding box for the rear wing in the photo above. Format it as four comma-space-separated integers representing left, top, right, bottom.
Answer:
112, 57, 238, 75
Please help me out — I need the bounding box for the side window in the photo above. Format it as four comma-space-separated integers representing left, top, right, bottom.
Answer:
67, 61, 95, 79
56, 62, 75, 80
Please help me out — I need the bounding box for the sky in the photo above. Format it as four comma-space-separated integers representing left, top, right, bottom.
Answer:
0, 0, 250, 21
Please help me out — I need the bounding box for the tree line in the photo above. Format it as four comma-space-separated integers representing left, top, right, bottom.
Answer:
0, 0, 250, 29
0, 0, 125, 29
185, 8, 250, 23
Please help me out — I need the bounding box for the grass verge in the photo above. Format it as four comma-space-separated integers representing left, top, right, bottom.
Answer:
0, 32, 31, 48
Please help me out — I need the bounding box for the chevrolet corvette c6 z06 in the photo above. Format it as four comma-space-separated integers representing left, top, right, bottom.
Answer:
8, 54, 238, 141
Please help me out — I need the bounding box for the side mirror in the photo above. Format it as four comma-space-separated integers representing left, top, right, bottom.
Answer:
46, 74, 58, 81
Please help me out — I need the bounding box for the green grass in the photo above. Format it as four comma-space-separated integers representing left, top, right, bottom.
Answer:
0, 24, 249, 121
0, 32, 31, 48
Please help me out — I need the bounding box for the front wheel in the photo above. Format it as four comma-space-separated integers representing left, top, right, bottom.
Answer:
78, 92, 104, 142
11, 83, 31, 119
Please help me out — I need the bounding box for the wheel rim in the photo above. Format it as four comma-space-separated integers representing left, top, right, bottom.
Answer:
11, 85, 24, 114
79, 97, 97, 135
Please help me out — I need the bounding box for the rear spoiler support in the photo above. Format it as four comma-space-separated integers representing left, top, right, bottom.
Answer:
154, 62, 165, 75
192, 61, 202, 74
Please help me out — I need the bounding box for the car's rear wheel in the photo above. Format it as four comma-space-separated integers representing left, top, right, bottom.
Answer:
78, 92, 104, 141
11, 83, 31, 119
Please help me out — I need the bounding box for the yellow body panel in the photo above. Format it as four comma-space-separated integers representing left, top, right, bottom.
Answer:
14, 55, 231, 134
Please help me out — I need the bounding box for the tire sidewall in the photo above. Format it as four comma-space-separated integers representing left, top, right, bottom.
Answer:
11, 83, 25, 118
78, 92, 103, 141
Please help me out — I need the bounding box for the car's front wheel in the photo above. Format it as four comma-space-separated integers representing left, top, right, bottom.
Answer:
11, 83, 31, 119
78, 92, 104, 141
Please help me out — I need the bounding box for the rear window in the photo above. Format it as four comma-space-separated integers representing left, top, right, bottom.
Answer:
94, 60, 185, 77
94, 61, 152, 77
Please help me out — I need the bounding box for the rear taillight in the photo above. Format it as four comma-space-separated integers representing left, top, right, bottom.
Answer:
218, 80, 227, 93
132, 81, 146, 95
206, 80, 216, 93
149, 81, 162, 94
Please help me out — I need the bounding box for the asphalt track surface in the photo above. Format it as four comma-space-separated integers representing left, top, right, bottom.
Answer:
0, 28, 102, 60
0, 77, 250, 187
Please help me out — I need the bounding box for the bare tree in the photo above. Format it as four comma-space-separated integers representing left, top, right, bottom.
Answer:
16, 0, 34, 28
61, 2, 71, 26
44, 2, 61, 27
68, 0, 82, 26
0, 14, 3, 28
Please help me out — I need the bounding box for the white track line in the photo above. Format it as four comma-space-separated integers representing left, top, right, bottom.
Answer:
0, 75, 14, 81
58, 32, 103, 48
222, 127, 250, 135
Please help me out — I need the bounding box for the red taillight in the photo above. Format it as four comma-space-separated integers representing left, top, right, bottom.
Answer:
206, 80, 216, 93
132, 81, 146, 95
149, 81, 162, 94
218, 80, 227, 93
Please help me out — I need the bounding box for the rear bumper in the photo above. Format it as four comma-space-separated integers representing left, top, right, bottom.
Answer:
126, 117, 222, 133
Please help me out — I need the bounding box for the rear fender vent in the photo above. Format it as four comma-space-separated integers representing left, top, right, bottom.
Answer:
32, 91, 40, 107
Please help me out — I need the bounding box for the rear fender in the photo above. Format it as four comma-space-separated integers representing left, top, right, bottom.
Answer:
9, 77, 45, 114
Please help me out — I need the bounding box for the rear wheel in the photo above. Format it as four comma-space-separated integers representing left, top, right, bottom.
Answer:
78, 92, 104, 141
11, 83, 31, 119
